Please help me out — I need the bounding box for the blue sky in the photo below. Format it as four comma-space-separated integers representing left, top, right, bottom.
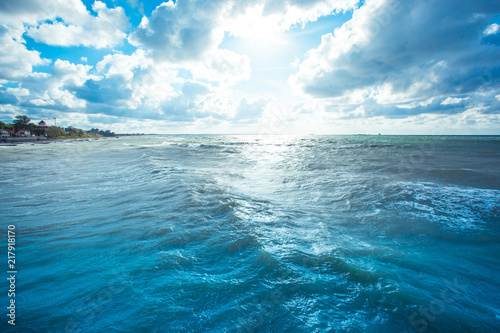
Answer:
1, 0, 500, 134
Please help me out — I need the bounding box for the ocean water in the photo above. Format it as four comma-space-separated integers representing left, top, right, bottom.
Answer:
1, 135, 499, 332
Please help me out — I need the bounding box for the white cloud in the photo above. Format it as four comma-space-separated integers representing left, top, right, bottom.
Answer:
51, 59, 93, 86
57, 51, 185, 118
6, 87, 30, 98
220, 0, 357, 50
29, 98, 56, 107
0, 1, 128, 50
64, 50, 254, 124
190, 49, 251, 85
290, 0, 500, 118
126, 0, 359, 94
0, 0, 88, 26
48, 61, 92, 108
129, 0, 359, 67
2, 0, 498, 134
263, 0, 358, 28
3, 59, 93, 111
130, 0, 359, 58
96, 49, 152, 80
88, 50, 183, 111
441, 97, 468, 105
484, 23, 499, 35
27, 1, 129, 49
128, 0, 225, 63
0, 25, 49, 80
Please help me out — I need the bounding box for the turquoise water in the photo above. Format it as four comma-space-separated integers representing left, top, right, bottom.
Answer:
1, 135, 499, 332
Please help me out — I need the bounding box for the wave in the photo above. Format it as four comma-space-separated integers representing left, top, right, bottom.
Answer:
377, 182, 500, 231
427, 168, 500, 189
3, 135, 499, 332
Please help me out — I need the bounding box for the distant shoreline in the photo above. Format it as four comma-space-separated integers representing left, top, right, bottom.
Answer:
0, 136, 118, 146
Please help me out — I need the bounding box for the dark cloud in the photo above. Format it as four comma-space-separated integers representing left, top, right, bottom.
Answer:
0, 0, 53, 18
0, 88, 20, 105
71, 75, 133, 104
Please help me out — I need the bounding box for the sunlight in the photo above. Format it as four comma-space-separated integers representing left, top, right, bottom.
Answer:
227, 5, 286, 48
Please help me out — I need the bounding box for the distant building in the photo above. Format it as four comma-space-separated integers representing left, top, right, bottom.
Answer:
0, 129, 10, 140
16, 130, 30, 137
36, 120, 48, 136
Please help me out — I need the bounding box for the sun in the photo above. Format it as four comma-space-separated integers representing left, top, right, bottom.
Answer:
226, 5, 287, 48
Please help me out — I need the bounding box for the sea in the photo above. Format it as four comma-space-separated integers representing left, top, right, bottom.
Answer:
1, 135, 499, 332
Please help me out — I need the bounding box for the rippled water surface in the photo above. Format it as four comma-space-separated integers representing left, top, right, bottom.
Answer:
1, 135, 499, 332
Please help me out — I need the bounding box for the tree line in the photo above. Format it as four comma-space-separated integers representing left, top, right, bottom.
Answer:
0, 115, 115, 139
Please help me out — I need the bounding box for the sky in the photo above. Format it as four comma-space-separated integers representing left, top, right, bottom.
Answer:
0, 0, 500, 134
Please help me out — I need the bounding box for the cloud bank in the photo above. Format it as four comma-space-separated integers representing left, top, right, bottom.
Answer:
290, 0, 500, 119
0, 0, 499, 133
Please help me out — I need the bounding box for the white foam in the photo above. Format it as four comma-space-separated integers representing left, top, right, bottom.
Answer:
388, 182, 499, 231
